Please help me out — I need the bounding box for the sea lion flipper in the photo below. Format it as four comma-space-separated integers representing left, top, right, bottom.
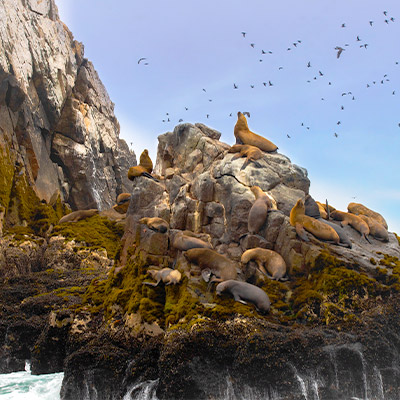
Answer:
238, 299, 248, 305
364, 234, 371, 244
240, 159, 250, 170
295, 223, 309, 242
142, 282, 158, 287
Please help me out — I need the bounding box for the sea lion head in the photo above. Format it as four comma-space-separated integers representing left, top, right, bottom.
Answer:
235, 112, 249, 130
215, 281, 228, 295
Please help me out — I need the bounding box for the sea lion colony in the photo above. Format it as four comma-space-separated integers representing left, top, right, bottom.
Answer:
59, 113, 390, 314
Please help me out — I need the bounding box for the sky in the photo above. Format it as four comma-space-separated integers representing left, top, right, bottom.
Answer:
55, 0, 400, 234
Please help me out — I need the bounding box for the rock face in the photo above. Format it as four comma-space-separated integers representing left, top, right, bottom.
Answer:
0, 0, 135, 226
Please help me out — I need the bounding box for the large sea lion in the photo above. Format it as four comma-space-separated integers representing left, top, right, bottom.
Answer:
358, 215, 389, 242
315, 202, 328, 220
347, 202, 388, 230
216, 280, 271, 313
143, 268, 182, 286
234, 112, 278, 152
59, 209, 99, 224
172, 231, 212, 251
113, 193, 131, 214
228, 144, 263, 169
241, 248, 288, 281
304, 195, 351, 248
330, 209, 370, 242
128, 149, 158, 182
248, 186, 273, 235
139, 217, 169, 233
290, 199, 340, 244
184, 248, 237, 283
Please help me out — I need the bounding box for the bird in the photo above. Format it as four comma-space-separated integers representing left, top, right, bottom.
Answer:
202, 88, 206, 92
328, 82, 332, 85
259, 59, 263, 62
287, 48, 291, 51
337, 121, 341, 125
307, 61, 311, 67
243, 112, 251, 118
229, 113, 232, 117
369, 21, 374, 26
268, 81, 273, 86
250, 43, 255, 48
334, 133, 338, 138
137, 57, 147, 64
385, 19, 389, 24
287, 134, 291, 138
185, 107, 188, 110
167, 118, 170, 122
178, 119, 183, 122
250, 85, 254, 88
301, 123, 304, 126
241, 32, 246, 37
352, 96, 355, 100
206, 114, 209, 119
263, 82, 267, 87
319, 71, 324, 76
341, 93, 346, 96
278, 66, 283, 70
293, 43, 298, 47
234, 83, 238, 89
393, 91, 396, 95
335, 46, 344, 58
208, 99, 212, 102
341, 106, 344, 110
356, 36, 361, 41
398, 123, 400, 127
298, 40, 302, 43
367, 84, 370, 88
383, 11, 388, 16
321, 98, 325, 101
261, 50, 266, 54
341, 23, 346, 28
390, 17, 395, 22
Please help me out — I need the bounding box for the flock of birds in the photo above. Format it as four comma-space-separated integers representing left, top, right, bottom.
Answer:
137, 9, 399, 139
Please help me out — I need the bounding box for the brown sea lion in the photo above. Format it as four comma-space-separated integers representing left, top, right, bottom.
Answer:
228, 144, 263, 169
330, 209, 370, 242
143, 268, 182, 286
128, 149, 158, 182
116, 193, 131, 205
172, 231, 212, 251
139, 217, 169, 233
347, 202, 388, 230
290, 199, 340, 244
184, 248, 237, 283
358, 215, 389, 242
216, 280, 270, 313
315, 201, 328, 220
234, 112, 278, 152
58, 209, 99, 224
248, 186, 272, 234
241, 248, 287, 281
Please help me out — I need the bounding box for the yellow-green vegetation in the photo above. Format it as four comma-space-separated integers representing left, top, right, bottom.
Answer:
51, 215, 124, 259
0, 146, 14, 211
84, 252, 203, 327
290, 251, 394, 325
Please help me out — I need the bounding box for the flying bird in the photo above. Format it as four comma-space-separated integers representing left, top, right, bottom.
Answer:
383, 11, 388, 16
137, 58, 147, 64
356, 36, 361, 41
185, 107, 188, 110
334, 133, 338, 137
319, 71, 324, 76
206, 114, 209, 119
335, 46, 344, 58
250, 43, 255, 48
241, 32, 246, 37
390, 17, 395, 22
287, 134, 291, 138
178, 119, 183, 122
341, 23, 346, 27
268, 81, 273, 86
250, 85, 254, 88
337, 121, 341, 125
278, 66, 283, 70
385, 19, 389, 24
307, 61, 311, 67
369, 21, 374, 26
234, 83, 238, 89
341, 106, 344, 110
202, 88, 206, 92
243, 112, 251, 117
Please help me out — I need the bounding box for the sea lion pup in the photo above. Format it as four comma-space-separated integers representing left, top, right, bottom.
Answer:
330, 210, 370, 243
143, 268, 182, 287
248, 186, 272, 235
184, 248, 237, 283
304, 195, 351, 248
59, 209, 99, 224
290, 199, 340, 244
234, 112, 278, 152
241, 248, 288, 281
347, 202, 388, 230
358, 215, 389, 242
128, 149, 159, 182
216, 280, 271, 313
113, 193, 131, 214
139, 217, 169, 233
172, 231, 212, 251
228, 144, 263, 169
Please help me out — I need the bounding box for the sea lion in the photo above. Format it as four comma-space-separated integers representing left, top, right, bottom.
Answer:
172, 231, 212, 251
234, 112, 278, 152
290, 199, 340, 244
241, 248, 288, 281
58, 209, 99, 224
216, 280, 271, 313
128, 149, 158, 182
143, 268, 182, 286
248, 186, 272, 234
358, 215, 389, 242
330, 209, 370, 242
139, 217, 169, 233
228, 144, 263, 169
304, 195, 351, 248
184, 248, 237, 283
112, 193, 131, 214
315, 202, 328, 220
347, 202, 388, 230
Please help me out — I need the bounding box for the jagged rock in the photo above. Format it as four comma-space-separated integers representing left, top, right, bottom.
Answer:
0, 0, 135, 217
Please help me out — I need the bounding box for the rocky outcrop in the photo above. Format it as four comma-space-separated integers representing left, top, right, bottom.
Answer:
0, 0, 135, 229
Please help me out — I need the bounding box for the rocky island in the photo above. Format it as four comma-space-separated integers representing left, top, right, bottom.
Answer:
1, 1, 400, 399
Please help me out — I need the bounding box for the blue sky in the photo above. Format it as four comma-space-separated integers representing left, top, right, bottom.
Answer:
56, 0, 400, 234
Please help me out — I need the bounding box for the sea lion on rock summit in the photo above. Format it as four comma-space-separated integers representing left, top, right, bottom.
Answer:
290, 199, 340, 244
139, 217, 169, 233
59, 209, 99, 224
330, 209, 370, 243
143, 268, 182, 286
347, 202, 388, 230
113, 193, 131, 214
184, 248, 237, 283
128, 149, 159, 182
228, 144, 263, 169
216, 280, 271, 313
248, 186, 273, 235
241, 248, 288, 281
234, 112, 278, 152
358, 215, 389, 242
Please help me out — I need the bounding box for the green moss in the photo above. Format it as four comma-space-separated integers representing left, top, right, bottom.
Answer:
0, 146, 14, 211
370, 258, 377, 265
51, 215, 124, 259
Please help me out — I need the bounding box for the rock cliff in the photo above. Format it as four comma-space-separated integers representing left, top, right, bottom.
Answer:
0, 0, 135, 230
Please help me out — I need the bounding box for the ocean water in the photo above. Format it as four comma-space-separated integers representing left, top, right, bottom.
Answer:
0, 362, 63, 400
